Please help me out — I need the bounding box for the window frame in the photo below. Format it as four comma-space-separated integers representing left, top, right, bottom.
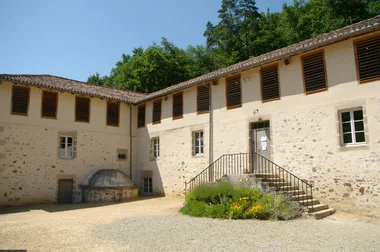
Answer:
75, 96, 91, 123
59, 136, 75, 159
137, 104, 146, 128
197, 84, 210, 115
353, 34, 380, 84
117, 153, 127, 161
193, 131, 204, 156
339, 108, 366, 147
143, 177, 153, 194
41, 90, 58, 119
301, 50, 328, 95
152, 99, 162, 125
172, 91, 183, 120
151, 137, 160, 160
260, 63, 281, 103
106, 101, 120, 127
11, 85, 30, 116
225, 74, 242, 110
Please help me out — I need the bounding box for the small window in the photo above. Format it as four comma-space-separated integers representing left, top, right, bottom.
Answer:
355, 35, 380, 83
118, 153, 127, 160
226, 75, 241, 109
41, 91, 58, 119
138, 105, 146, 128
261, 65, 280, 102
302, 51, 327, 94
173, 92, 183, 119
152, 100, 162, 124
150, 137, 160, 159
107, 101, 120, 126
75, 97, 90, 122
197, 85, 210, 114
143, 178, 153, 194
12, 85, 30, 116
192, 131, 204, 156
252, 121, 270, 129
60, 136, 74, 159
340, 109, 366, 146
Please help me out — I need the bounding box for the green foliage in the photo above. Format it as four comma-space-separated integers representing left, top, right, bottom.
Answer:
88, 0, 380, 93
181, 182, 304, 220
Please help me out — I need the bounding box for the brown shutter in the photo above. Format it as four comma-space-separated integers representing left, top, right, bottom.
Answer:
197, 85, 210, 114
138, 105, 146, 128
261, 65, 280, 102
226, 75, 241, 109
152, 100, 162, 124
172, 92, 183, 119
302, 51, 327, 94
41, 91, 58, 118
107, 101, 120, 126
75, 97, 90, 122
355, 35, 380, 83
12, 85, 30, 115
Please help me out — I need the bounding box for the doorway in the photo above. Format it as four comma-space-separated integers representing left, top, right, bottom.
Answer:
251, 121, 271, 173
58, 179, 73, 203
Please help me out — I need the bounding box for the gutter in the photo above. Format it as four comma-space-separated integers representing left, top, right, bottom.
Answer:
129, 104, 133, 180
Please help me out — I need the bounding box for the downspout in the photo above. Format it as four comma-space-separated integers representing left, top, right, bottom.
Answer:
128, 104, 133, 180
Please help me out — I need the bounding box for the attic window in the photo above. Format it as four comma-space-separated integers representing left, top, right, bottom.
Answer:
172, 92, 183, 119
152, 99, 162, 124
75, 96, 90, 122
138, 105, 146, 128
302, 51, 328, 94
197, 85, 210, 114
41, 91, 58, 119
261, 64, 280, 102
12, 85, 30, 116
107, 101, 120, 127
226, 75, 241, 109
355, 35, 380, 83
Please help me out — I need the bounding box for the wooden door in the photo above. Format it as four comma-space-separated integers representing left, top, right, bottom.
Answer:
58, 179, 73, 204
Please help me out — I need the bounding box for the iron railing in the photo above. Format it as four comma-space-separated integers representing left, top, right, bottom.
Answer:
185, 152, 314, 210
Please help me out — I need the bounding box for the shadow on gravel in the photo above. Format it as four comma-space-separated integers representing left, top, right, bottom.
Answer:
0, 196, 164, 215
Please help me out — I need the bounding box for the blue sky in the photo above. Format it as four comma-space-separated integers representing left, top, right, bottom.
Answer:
0, 0, 292, 81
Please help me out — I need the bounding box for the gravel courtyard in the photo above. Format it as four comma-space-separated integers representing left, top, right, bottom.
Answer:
1, 197, 379, 252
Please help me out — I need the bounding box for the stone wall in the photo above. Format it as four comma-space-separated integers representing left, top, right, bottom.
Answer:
82, 186, 138, 202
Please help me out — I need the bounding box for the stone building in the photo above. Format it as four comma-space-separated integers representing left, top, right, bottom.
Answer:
1, 16, 380, 216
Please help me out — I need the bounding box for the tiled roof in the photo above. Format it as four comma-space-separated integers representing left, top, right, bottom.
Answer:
0, 74, 146, 103
137, 15, 380, 103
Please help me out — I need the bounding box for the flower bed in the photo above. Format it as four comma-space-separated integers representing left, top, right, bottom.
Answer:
180, 182, 304, 220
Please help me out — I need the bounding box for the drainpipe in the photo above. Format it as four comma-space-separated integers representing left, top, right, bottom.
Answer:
128, 104, 133, 181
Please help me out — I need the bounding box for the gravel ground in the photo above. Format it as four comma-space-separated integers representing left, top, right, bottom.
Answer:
1, 197, 379, 252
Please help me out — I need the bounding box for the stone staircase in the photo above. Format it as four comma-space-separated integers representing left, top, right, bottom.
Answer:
255, 173, 336, 220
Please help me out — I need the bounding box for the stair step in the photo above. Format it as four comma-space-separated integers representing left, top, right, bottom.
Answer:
311, 208, 336, 220
254, 173, 279, 178
281, 190, 305, 195
276, 186, 299, 191
261, 177, 285, 183
299, 198, 320, 206
291, 194, 312, 201
266, 182, 290, 187
307, 204, 329, 213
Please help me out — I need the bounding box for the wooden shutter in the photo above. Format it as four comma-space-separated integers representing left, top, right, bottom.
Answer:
172, 92, 183, 119
226, 75, 241, 109
138, 105, 145, 128
107, 101, 120, 126
75, 97, 90, 122
355, 35, 380, 83
12, 85, 30, 115
302, 51, 327, 94
152, 100, 162, 124
197, 85, 210, 114
41, 91, 58, 118
261, 65, 280, 102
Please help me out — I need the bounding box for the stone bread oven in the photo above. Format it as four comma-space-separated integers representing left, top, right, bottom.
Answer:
81, 169, 138, 202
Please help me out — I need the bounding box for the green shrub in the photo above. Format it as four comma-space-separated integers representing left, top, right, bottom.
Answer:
181, 182, 303, 220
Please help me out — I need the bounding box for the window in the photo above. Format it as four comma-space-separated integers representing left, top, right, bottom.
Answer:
107, 101, 120, 126
75, 97, 90, 122
355, 35, 380, 83
261, 64, 280, 102
252, 121, 270, 129
59, 136, 74, 159
118, 153, 127, 160
11, 85, 30, 116
226, 75, 241, 109
150, 137, 160, 159
143, 178, 153, 194
197, 85, 210, 114
302, 51, 327, 94
173, 92, 183, 119
192, 131, 204, 156
41, 91, 58, 119
152, 100, 162, 124
138, 105, 146, 128
340, 109, 366, 146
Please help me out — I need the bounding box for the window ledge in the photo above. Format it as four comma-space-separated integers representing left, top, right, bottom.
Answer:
150, 158, 160, 161
338, 144, 369, 152
192, 154, 205, 158
60, 157, 75, 160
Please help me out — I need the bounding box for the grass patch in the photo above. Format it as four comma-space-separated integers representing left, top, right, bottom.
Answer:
181, 182, 304, 220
